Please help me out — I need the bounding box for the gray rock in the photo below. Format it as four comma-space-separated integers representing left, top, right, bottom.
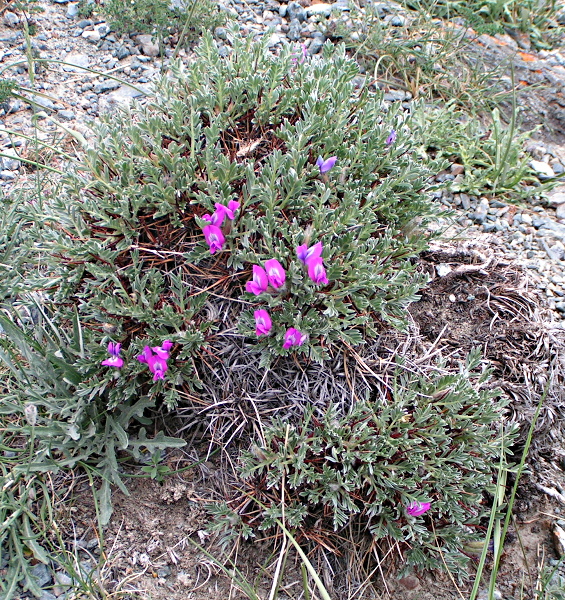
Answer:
95, 23, 110, 38
62, 52, 90, 72
30, 563, 52, 588
0, 169, 17, 180
1, 148, 20, 170
214, 26, 228, 40
40, 592, 58, 600
52, 0, 70, 3
460, 193, 471, 210
28, 94, 56, 112
553, 162, 565, 175
58, 109, 76, 121
308, 38, 324, 54
267, 32, 284, 47
287, 1, 306, 22
389, 14, 406, 26
547, 191, 565, 206
53, 571, 73, 596
115, 44, 130, 60
157, 566, 172, 577
287, 18, 302, 41
278, 4, 287, 17
3, 11, 19, 27
76, 19, 93, 29
136, 34, 159, 57
384, 89, 408, 102
332, 0, 350, 10
94, 79, 121, 93
470, 198, 490, 224
0, 32, 22, 43
534, 217, 550, 228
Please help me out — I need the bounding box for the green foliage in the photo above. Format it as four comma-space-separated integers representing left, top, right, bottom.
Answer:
77, 0, 94, 18
402, 0, 562, 48
0, 313, 185, 528
327, 3, 510, 109
212, 350, 518, 575
412, 101, 539, 199
0, 79, 19, 104
102, 0, 228, 40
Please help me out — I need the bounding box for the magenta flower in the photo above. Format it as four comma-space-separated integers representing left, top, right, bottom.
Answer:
137, 346, 169, 382
254, 310, 272, 336
386, 129, 397, 146
264, 259, 286, 289
316, 156, 337, 174
101, 342, 123, 368
296, 242, 323, 265
283, 328, 307, 349
307, 257, 329, 285
151, 340, 173, 359
203, 200, 240, 227
203, 225, 225, 254
246, 265, 269, 296
406, 501, 431, 517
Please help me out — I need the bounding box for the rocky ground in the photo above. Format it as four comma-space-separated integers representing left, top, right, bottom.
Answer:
3, 0, 565, 598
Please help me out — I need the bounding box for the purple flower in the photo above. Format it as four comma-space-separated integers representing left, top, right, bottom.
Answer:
283, 328, 307, 349
307, 257, 329, 285
203, 225, 225, 254
386, 129, 397, 146
102, 342, 123, 369
264, 259, 286, 289
406, 501, 431, 517
246, 265, 269, 296
151, 340, 173, 360
316, 156, 337, 174
137, 346, 169, 382
203, 201, 240, 227
296, 242, 323, 265
291, 42, 308, 64
254, 310, 272, 336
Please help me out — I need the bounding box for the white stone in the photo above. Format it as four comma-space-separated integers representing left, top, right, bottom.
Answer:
556, 203, 565, 220
530, 159, 555, 179
521, 213, 533, 225
436, 263, 452, 277
547, 190, 565, 205
306, 3, 333, 17
81, 30, 101, 43
62, 52, 90, 72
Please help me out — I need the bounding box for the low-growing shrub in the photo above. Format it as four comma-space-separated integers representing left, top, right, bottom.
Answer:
102, 0, 228, 41
18, 32, 444, 407
0, 33, 447, 583
209, 349, 517, 575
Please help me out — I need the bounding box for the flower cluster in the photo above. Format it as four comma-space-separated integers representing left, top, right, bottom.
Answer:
198, 155, 337, 353
201, 200, 240, 254
246, 240, 330, 351
101, 340, 174, 382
